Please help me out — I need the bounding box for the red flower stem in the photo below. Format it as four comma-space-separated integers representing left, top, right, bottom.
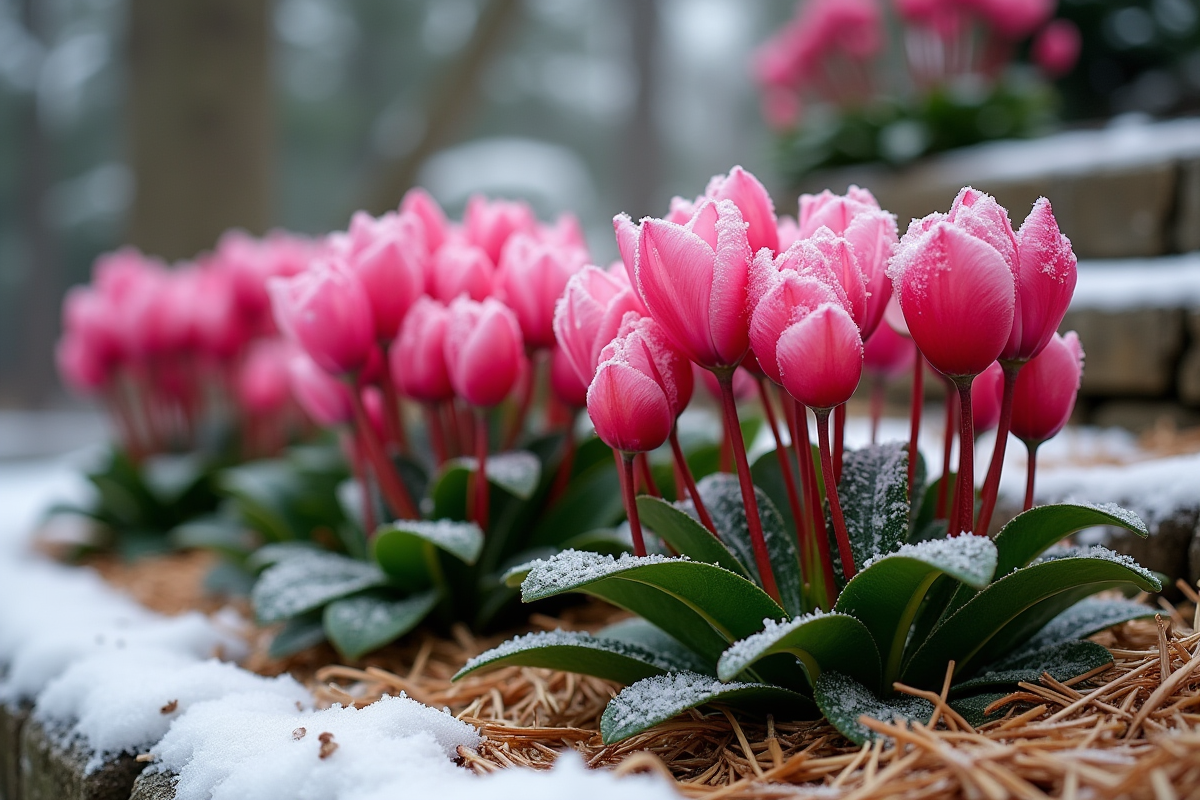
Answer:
637, 453, 661, 498
349, 387, 418, 519
715, 370, 781, 604
833, 403, 846, 485
346, 430, 377, 534
441, 402, 461, 457
869, 378, 884, 445
424, 403, 448, 466
816, 407, 856, 580
951, 379, 975, 537
378, 349, 410, 455
548, 413, 577, 504
718, 412, 733, 474
976, 363, 1021, 535
617, 450, 647, 557
790, 398, 837, 606
504, 351, 538, 450
474, 409, 490, 530
1023, 441, 1039, 511
758, 378, 807, 559
668, 427, 717, 537
935, 394, 956, 520
907, 355, 925, 502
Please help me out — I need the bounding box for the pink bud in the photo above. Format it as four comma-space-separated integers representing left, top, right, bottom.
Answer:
348, 215, 426, 341
705, 166, 779, 255
361, 385, 388, 442
1032, 19, 1081, 78
798, 186, 881, 238
553, 265, 644, 387
56, 334, 110, 393
400, 187, 450, 254
842, 208, 898, 339
444, 297, 525, 408
808, 228, 869, 331
62, 286, 124, 370
749, 251, 844, 384
587, 327, 676, 455
1003, 197, 1077, 363
946, 187, 1019, 275
612, 313, 694, 418
393, 297, 454, 403
463, 195, 537, 265
495, 233, 587, 349
550, 344, 589, 409
613, 213, 640, 290
777, 303, 864, 411
971, 361, 1005, 434
888, 209, 1016, 379
776, 216, 801, 251
238, 339, 293, 415
863, 320, 916, 380
288, 353, 353, 425
635, 199, 753, 370
971, 0, 1054, 40
430, 242, 493, 303
1011, 331, 1083, 445
269, 264, 376, 375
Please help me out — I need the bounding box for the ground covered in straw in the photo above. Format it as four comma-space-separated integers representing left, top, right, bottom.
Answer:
100, 551, 1200, 799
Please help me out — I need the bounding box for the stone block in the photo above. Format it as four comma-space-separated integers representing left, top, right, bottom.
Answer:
1060, 308, 1184, 396
1175, 158, 1200, 254
129, 770, 175, 800
1106, 507, 1199, 598
1051, 164, 1176, 259
19, 718, 144, 800
0, 701, 29, 800
1088, 400, 1200, 433
1179, 311, 1200, 407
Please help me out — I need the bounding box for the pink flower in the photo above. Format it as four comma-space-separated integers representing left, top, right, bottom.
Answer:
705, 166, 779, 255
288, 353, 353, 426
61, 286, 124, 372
550, 344, 589, 409
392, 297, 454, 403
444, 297, 525, 408
748, 249, 845, 384
238, 339, 293, 415
807, 228, 869, 332
540, 213, 588, 250
778, 303, 864, 411
587, 334, 675, 456
430, 242, 494, 302
946, 187, 1018, 275
971, 361, 1005, 434
776, 215, 801, 251
463, 195, 537, 265
863, 320, 916, 380
1032, 19, 1082, 78
1011, 331, 1084, 444
495, 233, 587, 349
887, 191, 1016, 379
798, 186, 881, 238
400, 188, 450, 254
635, 199, 753, 371
612, 213, 641, 289
553, 265, 645, 387
56, 334, 109, 393
348, 214, 426, 341
612, 313, 694, 419
1002, 197, 1077, 363
269, 264, 376, 375
970, 0, 1054, 40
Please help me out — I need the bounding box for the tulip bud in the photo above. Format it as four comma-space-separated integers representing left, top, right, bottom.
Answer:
1003, 197, 1077, 364
495, 233, 587, 349
289, 353, 353, 426
444, 297, 525, 408
1032, 19, 1081, 78
56, 335, 110, 394
705, 166, 779, 255
971, 361, 1005, 434
553, 265, 644, 387
393, 297, 454, 404
463, 195, 536, 265
587, 331, 675, 456
612, 312, 694, 418
400, 188, 449, 254
237, 339, 293, 415
777, 303, 864, 411
550, 344, 589, 409
748, 250, 844, 385
1011, 332, 1083, 445
348, 214, 426, 341
269, 264, 376, 375
635, 199, 753, 371
430, 242, 494, 303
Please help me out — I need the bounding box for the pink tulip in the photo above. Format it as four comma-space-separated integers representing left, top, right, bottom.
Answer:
238, 339, 293, 415
430, 242, 494, 303
587, 339, 674, 456
288, 353, 353, 426
1032, 19, 1082, 78
970, 0, 1054, 39
463, 195, 536, 265
269, 264, 376, 376
863, 319, 915, 380
495, 233, 587, 349
1003, 198, 1077, 364
776, 216, 801, 251
62, 286, 124, 371
553, 265, 644, 387
400, 188, 449, 254
807, 228, 869, 331
393, 297, 454, 404
705, 166, 779, 255
762, 88, 802, 132
748, 251, 844, 385
540, 213, 588, 250
56, 335, 109, 393
635, 199, 753, 371
612, 313, 694, 419
777, 303, 864, 412
444, 297, 525, 408
348, 215, 426, 341
1011, 332, 1083, 445
613, 213, 641, 290
550, 344, 588, 409
971, 361, 1004, 434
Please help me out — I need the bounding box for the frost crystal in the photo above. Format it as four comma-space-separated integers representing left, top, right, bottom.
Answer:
461, 629, 689, 675
861, 533, 996, 587
521, 549, 682, 601
719, 611, 834, 678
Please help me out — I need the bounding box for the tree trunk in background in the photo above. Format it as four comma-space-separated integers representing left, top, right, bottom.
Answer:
620, 0, 662, 221
127, 0, 272, 260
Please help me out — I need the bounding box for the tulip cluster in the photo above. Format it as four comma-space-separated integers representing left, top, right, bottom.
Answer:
57, 232, 317, 461
267, 190, 590, 531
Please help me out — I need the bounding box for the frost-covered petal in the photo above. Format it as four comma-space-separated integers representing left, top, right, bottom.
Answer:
777, 303, 863, 410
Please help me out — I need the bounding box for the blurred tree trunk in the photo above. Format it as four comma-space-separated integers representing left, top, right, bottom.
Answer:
621, 0, 662, 221
126, 0, 272, 260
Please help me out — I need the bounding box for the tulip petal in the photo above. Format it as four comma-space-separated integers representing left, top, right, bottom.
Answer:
777, 303, 863, 410
587, 361, 674, 453
637, 218, 720, 366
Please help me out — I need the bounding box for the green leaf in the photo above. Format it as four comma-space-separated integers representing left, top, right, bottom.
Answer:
835, 535, 997, 686
902, 547, 1161, 687
596, 618, 713, 675
952, 639, 1113, 694
429, 462, 472, 522
245, 541, 322, 572
837, 442, 910, 568
448, 451, 542, 500
1006, 597, 1156, 660
323, 590, 439, 660
170, 516, 257, 558
268, 614, 327, 659
371, 520, 484, 587
529, 453, 623, 547
521, 550, 786, 662
697, 474, 804, 618
814, 671, 933, 745
949, 692, 1009, 728
993, 503, 1149, 579
717, 612, 882, 691
636, 496, 749, 578
252, 551, 389, 623
601, 671, 816, 743
142, 453, 210, 507
749, 447, 803, 539
453, 629, 705, 685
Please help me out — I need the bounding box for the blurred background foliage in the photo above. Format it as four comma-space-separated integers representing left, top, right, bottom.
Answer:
1, 0, 1198, 407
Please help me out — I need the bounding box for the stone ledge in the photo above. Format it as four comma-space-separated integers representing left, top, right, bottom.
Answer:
18, 718, 144, 800
0, 701, 29, 800
128, 770, 174, 800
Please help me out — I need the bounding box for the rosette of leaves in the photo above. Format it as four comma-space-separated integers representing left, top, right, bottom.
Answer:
46, 446, 222, 559
236, 432, 646, 661
456, 441, 1160, 744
